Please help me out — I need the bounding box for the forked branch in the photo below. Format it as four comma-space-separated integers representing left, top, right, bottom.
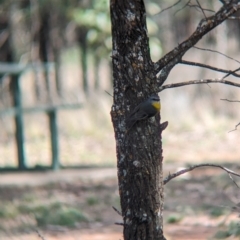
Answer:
156, 0, 182, 15
154, 1, 240, 85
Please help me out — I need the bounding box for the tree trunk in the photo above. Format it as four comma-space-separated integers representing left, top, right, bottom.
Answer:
110, 1, 165, 239
77, 27, 89, 97
39, 10, 52, 102
53, 47, 62, 98
93, 54, 100, 91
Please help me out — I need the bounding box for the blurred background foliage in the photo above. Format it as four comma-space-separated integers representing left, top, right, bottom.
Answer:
0, 0, 240, 168
0, 1, 240, 239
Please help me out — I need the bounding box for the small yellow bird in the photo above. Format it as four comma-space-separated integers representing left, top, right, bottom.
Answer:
126, 94, 161, 130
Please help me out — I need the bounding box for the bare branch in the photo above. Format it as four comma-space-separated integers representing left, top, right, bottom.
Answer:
180, 60, 240, 78
229, 122, 240, 133
228, 173, 240, 189
174, 0, 215, 15
164, 163, 240, 185
35, 230, 46, 240
196, 0, 208, 19
112, 206, 122, 216
115, 222, 124, 226
104, 90, 113, 97
228, 16, 240, 20
157, 54, 183, 85
187, 3, 215, 13
174, 0, 191, 16
193, 46, 240, 64
220, 98, 240, 103
155, 0, 182, 15
159, 78, 240, 92
154, 1, 240, 77
222, 67, 240, 79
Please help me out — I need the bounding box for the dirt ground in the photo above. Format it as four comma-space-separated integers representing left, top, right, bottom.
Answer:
0, 164, 240, 240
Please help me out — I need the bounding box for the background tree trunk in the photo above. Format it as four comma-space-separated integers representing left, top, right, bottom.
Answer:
77, 27, 89, 97
93, 54, 100, 91
110, 0, 165, 239
39, 10, 52, 102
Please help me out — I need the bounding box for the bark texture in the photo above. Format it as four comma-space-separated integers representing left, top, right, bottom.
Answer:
109, 1, 240, 239
110, 0, 165, 239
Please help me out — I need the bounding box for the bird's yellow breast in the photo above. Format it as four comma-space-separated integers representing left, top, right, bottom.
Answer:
152, 101, 161, 111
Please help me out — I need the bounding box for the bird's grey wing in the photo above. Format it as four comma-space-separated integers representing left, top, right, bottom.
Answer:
132, 111, 148, 120
128, 104, 141, 117
126, 111, 148, 129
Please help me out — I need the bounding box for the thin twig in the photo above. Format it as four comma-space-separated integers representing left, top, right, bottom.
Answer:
220, 99, 240, 103
155, 0, 182, 15
115, 222, 124, 226
112, 206, 122, 216
222, 67, 240, 79
104, 90, 113, 97
174, 0, 191, 16
228, 122, 240, 133
193, 46, 240, 64
159, 78, 240, 92
35, 230, 46, 240
187, 3, 215, 13
228, 173, 240, 189
180, 60, 240, 78
164, 163, 240, 185
196, 0, 207, 19
228, 16, 240, 20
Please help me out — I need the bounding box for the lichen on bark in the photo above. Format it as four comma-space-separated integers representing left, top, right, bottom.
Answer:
110, 0, 165, 239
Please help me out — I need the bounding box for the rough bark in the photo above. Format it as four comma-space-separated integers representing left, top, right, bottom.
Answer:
110, 0, 240, 239
110, 0, 165, 239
